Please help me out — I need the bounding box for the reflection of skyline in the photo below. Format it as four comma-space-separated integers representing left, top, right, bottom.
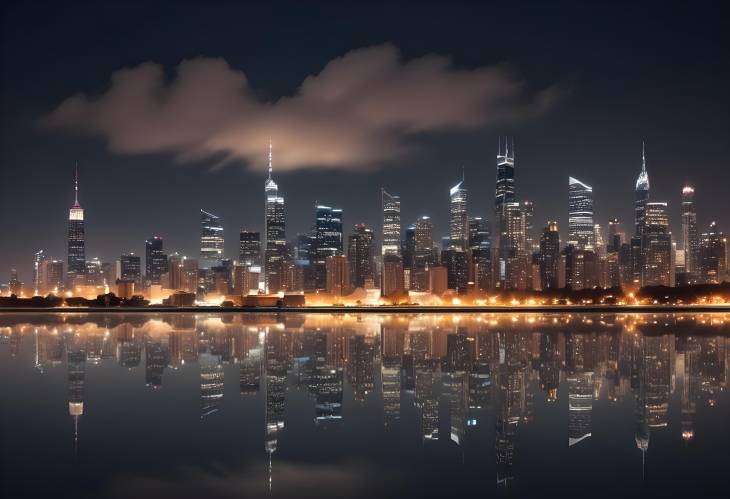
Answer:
4, 312, 729, 488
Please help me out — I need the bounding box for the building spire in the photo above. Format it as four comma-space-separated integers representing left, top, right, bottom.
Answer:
641, 140, 646, 173
73, 162, 80, 207
267, 139, 273, 180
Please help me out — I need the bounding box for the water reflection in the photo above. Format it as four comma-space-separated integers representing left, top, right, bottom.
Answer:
2, 312, 729, 498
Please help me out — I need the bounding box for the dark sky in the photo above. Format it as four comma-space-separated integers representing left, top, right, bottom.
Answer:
1, 0, 728, 282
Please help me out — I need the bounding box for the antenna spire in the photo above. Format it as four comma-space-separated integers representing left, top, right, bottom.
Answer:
642, 140, 646, 172
74, 162, 80, 207
267, 139, 273, 179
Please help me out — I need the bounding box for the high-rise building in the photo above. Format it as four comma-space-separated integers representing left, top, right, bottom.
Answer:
145, 236, 167, 286
312, 205, 343, 289
681, 186, 700, 279
699, 221, 727, 283
37, 259, 64, 295
568, 177, 594, 249
347, 224, 375, 289
448, 175, 468, 249
494, 137, 516, 252
522, 200, 535, 252
440, 247, 468, 293
85, 258, 104, 286
607, 218, 625, 253
635, 142, 650, 236
539, 222, 561, 290
167, 253, 185, 290
325, 255, 350, 297
119, 253, 142, 286
469, 217, 492, 292
67, 167, 86, 287
33, 250, 46, 294
402, 225, 416, 270
412, 216, 434, 291
642, 202, 672, 286
381, 189, 401, 256
200, 210, 224, 269
264, 142, 287, 293
239, 230, 261, 267
382, 254, 405, 298
468, 217, 490, 250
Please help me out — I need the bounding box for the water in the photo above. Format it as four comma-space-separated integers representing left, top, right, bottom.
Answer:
1, 312, 729, 498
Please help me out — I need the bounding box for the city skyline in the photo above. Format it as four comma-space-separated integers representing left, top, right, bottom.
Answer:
1, 1, 729, 283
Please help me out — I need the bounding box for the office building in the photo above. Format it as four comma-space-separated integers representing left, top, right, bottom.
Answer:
568, 176, 594, 249
681, 186, 700, 279
239, 230, 261, 267
381, 189, 401, 256
539, 222, 561, 290
264, 142, 287, 293
347, 224, 375, 288
200, 209, 224, 269
67, 167, 86, 287
145, 236, 167, 286
448, 175, 467, 249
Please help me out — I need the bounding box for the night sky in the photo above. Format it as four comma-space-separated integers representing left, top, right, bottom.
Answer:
1, 0, 728, 282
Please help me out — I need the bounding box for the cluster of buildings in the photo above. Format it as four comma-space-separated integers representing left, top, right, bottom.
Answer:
4, 140, 728, 303
7, 313, 729, 486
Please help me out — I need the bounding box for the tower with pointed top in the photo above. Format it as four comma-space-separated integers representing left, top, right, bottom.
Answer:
448, 170, 468, 249
67, 165, 86, 288
635, 142, 650, 236
264, 141, 287, 292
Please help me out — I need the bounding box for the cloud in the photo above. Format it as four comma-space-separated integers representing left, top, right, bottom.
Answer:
44, 44, 561, 172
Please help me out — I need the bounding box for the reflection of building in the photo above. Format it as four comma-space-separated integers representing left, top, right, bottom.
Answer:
200, 352, 224, 418
567, 372, 593, 446
145, 340, 167, 388
67, 346, 85, 450
348, 335, 376, 402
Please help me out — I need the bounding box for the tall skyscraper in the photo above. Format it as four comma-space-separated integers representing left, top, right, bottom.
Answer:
381, 189, 401, 256
239, 230, 261, 267
635, 142, 650, 236
494, 137, 516, 252
67, 166, 86, 287
699, 221, 727, 283
681, 186, 699, 279
347, 224, 375, 288
264, 142, 286, 293
33, 250, 46, 294
469, 217, 492, 291
145, 236, 168, 286
448, 174, 467, 249
539, 222, 561, 290
412, 216, 434, 291
568, 177, 594, 249
200, 210, 224, 269
642, 202, 672, 286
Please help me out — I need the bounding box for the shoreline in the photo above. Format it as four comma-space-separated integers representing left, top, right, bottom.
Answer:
1, 304, 729, 314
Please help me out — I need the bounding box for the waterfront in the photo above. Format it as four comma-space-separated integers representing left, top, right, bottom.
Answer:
2, 312, 729, 498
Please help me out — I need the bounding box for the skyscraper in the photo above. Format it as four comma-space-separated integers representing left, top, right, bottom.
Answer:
347, 224, 375, 289
145, 236, 167, 286
33, 250, 46, 294
200, 210, 224, 269
699, 221, 727, 283
635, 142, 650, 236
239, 230, 261, 267
119, 253, 142, 286
607, 218, 625, 253
494, 137, 516, 252
67, 167, 86, 287
681, 186, 699, 279
381, 189, 401, 256
568, 177, 594, 249
264, 142, 287, 293
539, 222, 561, 290
448, 174, 467, 249
642, 202, 672, 286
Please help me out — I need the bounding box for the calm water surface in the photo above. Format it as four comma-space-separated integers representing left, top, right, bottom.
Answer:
1, 312, 729, 498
